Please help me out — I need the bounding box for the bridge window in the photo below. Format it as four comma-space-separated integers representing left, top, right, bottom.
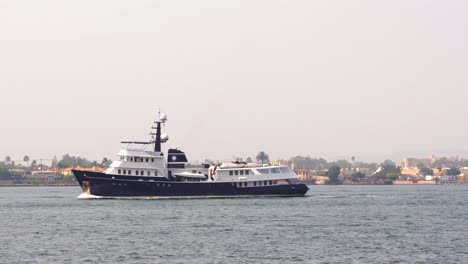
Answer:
235, 171, 239, 175
229, 171, 233, 176
270, 168, 280, 174
245, 170, 250, 175
130, 157, 134, 162
257, 168, 269, 174
240, 170, 244, 175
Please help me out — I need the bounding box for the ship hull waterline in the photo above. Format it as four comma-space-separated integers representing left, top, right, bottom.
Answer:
73, 170, 309, 198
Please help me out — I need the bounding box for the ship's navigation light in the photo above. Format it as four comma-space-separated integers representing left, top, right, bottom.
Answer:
161, 134, 169, 143
160, 113, 167, 123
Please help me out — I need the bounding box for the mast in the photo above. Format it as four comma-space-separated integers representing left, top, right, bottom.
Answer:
151, 111, 168, 153
154, 121, 162, 152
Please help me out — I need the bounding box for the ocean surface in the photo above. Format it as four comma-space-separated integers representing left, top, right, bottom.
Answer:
0, 185, 467, 264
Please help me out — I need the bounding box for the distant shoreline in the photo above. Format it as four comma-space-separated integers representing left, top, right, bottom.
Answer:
0, 184, 78, 187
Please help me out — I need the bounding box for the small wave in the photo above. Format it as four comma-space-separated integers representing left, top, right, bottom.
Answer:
77, 193, 103, 199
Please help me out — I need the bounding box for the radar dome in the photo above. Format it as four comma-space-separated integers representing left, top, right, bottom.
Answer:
160, 113, 167, 122
161, 134, 169, 143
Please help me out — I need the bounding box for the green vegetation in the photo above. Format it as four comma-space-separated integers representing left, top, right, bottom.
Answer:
446, 168, 460, 176
327, 166, 341, 184
256, 151, 270, 165
419, 167, 433, 176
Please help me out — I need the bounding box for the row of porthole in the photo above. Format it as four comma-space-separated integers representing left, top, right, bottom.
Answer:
113, 182, 171, 187
233, 180, 276, 188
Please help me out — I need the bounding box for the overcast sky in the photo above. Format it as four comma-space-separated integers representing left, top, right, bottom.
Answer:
1, 0, 467, 164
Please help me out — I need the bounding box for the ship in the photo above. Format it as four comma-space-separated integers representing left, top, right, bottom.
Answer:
72, 112, 309, 198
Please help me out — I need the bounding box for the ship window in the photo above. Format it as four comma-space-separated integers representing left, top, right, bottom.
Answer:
146, 158, 149, 162
244, 182, 248, 187
130, 157, 134, 162
240, 170, 244, 175
254, 181, 257, 187
245, 170, 250, 175
235, 171, 239, 175
257, 168, 269, 174
123, 170, 126, 174
128, 170, 132, 175
118, 169, 121, 174
280, 167, 290, 173
270, 168, 280, 174
269, 180, 273, 185
141, 171, 144, 175
154, 171, 158, 176
136, 171, 139, 175
192, 170, 197, 173
264, 181, 268, 185
147, 171, 150, 176
151, 158, 154, 162
229, 171, 233, 176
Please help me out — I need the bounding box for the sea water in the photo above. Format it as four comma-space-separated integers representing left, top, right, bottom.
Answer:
0, 185, 467, 263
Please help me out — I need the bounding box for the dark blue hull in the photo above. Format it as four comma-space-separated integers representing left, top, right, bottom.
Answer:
72, 170, 309, 198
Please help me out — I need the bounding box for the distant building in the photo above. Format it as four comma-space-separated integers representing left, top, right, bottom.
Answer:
401, 167, 420, 176
25, 171, 58, 182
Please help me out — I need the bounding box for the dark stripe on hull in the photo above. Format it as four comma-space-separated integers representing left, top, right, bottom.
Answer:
72, 170, 309, 198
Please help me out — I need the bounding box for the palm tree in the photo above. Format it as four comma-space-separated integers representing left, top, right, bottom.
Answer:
31, 160, 37, 168
4, 156, 11, 165
256, 151, 270, 165
23, 155, 30, 167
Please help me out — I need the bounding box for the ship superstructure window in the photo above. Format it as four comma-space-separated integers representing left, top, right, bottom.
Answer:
240, 170, 244, 175
118, 169, 121, 174
146, 158, 149, 162
280, 167, 290, 173
269, 180, 273, 185
151, 158, 154, 162
253, 182, 257, 186
130, 157, 134, 162
229, 171, 233, 176
147, 171, 150, 176
128, 170, 132, 175
270, 168, 280, 174
141, 171, 144, 176
244, 182, 248, 187
154, 171, 158, 176
264, 181, 268, 185
257, 168, 270, 174
235, 171, 239, 175
136, 171, 139, 175
123, 170, 127, 174
245, 170, 250, 175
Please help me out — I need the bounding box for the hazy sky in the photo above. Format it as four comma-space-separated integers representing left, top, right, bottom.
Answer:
1, 0, 467, 164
